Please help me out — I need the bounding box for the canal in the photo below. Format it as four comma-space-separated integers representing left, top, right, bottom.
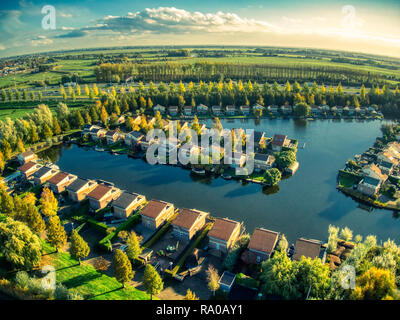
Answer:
39, 118, 400, 244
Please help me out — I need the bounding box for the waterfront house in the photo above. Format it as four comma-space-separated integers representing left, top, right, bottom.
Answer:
178, 143, 202, 164
82, 124, 99, 136
311, 106, 322, 117
125, 131, 144, 147
240, 105, 250, 115
140, 134, 156, 151
336, 106, 344, 114
252, 103, 264, 114
17, 150, 38, 165
225, 105, 237, 116
268, 105, 279, 115
154, 104, 166, 114
358, 164, 387, 196
147, 116, 156, 127
66, 178, 98, 202
226, 152, 247, 168
156, 137, 180, 161
361, 163, 388, 181
47, 171, 78, 194
378, 160, 395, 175
18, 161, 43, 179
197, 104, 209, 115
112, 191, 146, 219
105, 129, 120, 145
321, 105, 330, 113
169, 105, 179, 116
253, 131, 267, 152
281, 105, 293, 115
33, 166, 59, 185
87, 184, 121, 210
183, 105, 193, 116
271, 134, 290, 152
90, 127, 107, 141
377, 150, 400, 166
253, 153, 275, 172
212, 105, 222, 116
208, 218, 241, 253
171, 208, 209, 242
293, 238, 326, 263
140, 199, 175, 229
241, 228, 279, 264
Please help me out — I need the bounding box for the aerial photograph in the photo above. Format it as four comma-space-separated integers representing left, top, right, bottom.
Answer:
0, 0, 400, 309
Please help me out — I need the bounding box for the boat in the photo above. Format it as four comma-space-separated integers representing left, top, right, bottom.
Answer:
94, 146, 105, 152
192, 168, 206, 175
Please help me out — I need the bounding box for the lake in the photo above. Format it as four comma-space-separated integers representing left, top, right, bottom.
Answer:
39, 118, 400, 245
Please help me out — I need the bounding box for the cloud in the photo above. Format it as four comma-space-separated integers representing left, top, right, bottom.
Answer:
31, 35, 53, 46
61, 26, 75, 30
56, 30, 88, 38
0, 44, 5, 50
59, 12, 73, 18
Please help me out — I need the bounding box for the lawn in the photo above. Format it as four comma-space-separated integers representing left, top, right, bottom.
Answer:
41, 242, 150, 300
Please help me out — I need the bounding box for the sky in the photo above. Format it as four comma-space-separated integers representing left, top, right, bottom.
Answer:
0, 0, 399, 58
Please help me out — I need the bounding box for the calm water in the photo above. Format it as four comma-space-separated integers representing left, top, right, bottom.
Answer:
40, 118, 400, 244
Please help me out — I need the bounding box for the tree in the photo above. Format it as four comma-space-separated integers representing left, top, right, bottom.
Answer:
100, 106, 109, 125
275, 150, 296, 170
184, 289, 199, 300
69, 229, 90, 264
206, 264, 220, 296
52, 117, 61, 135
47, 216, 67, 252
42, 123, 53, 139
277, 234, 288, 252
294, 102, 311, 118
0, 151, 5, 172
264, 168, 281, 186
16, 137, 25, 153
113, 249, 134, 288
126, 231, 142, 261
351, 267, 396, 300
0, 217, 42, 269
24, 204, 45, 234
340, 227, 353, 241
143, 264, 163, 300
1, 140, 12, 160
327, 225, 339, 252
40, 188, 58, 216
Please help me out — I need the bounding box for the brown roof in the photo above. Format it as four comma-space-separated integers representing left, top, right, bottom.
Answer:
172, 208, 207, 230
18, 161, 38, 173
208, 218, 240, 242
47, 171, 69, 185
248, 228, 279, 254
271, 134, 287, 147
87, 184, 112, 200
293, 238, 322, 261
365, 164, 388, 181
20, 150, 35, 158
140, 200, 169, 219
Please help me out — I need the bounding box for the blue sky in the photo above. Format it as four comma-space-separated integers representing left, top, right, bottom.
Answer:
0, 0, 399, 57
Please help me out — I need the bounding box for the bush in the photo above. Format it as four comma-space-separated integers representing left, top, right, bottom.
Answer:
236, 273, 259, 289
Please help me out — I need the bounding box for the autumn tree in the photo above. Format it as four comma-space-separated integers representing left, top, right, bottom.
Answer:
24, 204, 45, 234
47, 216, 67, 252
126, 231, 142, 261
143, 264, 163, 300
40, 188, 58, 216
206, 264, 220, 296
184, 289, 199, 300
70, 229, 90, 264
113, 249, 134, 288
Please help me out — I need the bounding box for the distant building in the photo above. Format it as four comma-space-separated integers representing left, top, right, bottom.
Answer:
172, 208, 209, 242
292, 238, 326, 263
17, 150, 37, 165
66, 178, 98, 202
33, 166, 59, 185
18, 161, 43, 179
271, 134, 289, 152
47, 171, 78, 194
241, 228, 279, 264
87, 184, 121, 210
112, 191, 146, 219
208, 218, 241, 253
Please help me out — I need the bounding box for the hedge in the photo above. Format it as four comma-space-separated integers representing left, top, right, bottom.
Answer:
165, 222, 213, 277
97, 213, 142, 252
87, 218, 108, 234
235, 273, 260, 290
142, 211, 179, 249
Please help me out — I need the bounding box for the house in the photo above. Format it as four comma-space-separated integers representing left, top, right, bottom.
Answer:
378, 160, 395, 175
218, 271, 236, 293
171, 208, 209, 242
90, 127, 107, 141
311, 106, 322, 116
140, 134, 156, 151
377, 150, 400, 166
183, 105, 193, 116
253, 131, 267, 152
357, 176, 384, 196
140, 199, 175, 229
153, 104, 166, 114
241, 228, 279, 264
197, 104, 209, 115
268, 105, 279, 114
156, 137, 180, 160
66, 178, 98, 202
361, 163, 388, 182
226, 152, 247, 168
47, 171, 78, 194
292, 238, 326, 263
208, 218, 241, 253
82, 124, 99, 136
212, 105, 222, 116
240, 105, 250, 115
18, 161, 43, 179
271, 134, 290, 152
117, 115, 125, 124
124, 131, 144, 147
252, 104, 264, 114
112, 191, 146, 219
33, 166, 59, 185
17, 150, 38, 165
87, 184, 121, 211
253, 153, 274, 172
281, 105, 293, 115
169, 105, 179, 116
105, 130, 120, 145
225, 105, 236, 116
178, 143, 202, 164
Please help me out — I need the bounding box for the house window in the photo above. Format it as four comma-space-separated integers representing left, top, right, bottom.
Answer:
256, 256, 261, 263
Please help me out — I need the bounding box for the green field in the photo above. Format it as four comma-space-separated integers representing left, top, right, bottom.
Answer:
42, 242, 150, 300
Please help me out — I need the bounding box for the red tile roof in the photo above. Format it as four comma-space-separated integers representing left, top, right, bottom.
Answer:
47, 172, 69, 185
208, 218, 240, 242
87, 184, 112, 200
172, 208, 207, 230
18, 161, 39, 173
248, 228, 279, 254
271, 134, 287, 147
140, 200, 170, 219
